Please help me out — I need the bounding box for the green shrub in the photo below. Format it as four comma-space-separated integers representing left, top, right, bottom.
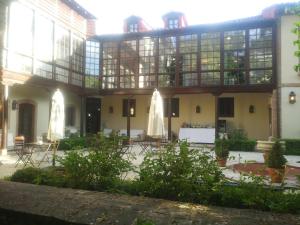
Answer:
267, 141, 287, 169
215, 138, 230, 158
10, 167, 41, 184
282, 139, 300, 155
139, 141, 224, 203
59, 132, 135, 191
214, 174, 300, 213
10, 167, 67, 187
227, 129, 256, 152
58, 136, 87, 151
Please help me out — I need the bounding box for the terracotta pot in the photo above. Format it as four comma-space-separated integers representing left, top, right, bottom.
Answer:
216, 157, 227, 167
267, 167, 285, 183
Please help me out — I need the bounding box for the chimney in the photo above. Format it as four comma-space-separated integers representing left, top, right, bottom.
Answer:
162, 12, 187, 29
123, 15, 150, 33
262, 5, 277, 19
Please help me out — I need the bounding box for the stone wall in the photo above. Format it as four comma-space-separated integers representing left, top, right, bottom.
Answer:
0, 181, 299, 225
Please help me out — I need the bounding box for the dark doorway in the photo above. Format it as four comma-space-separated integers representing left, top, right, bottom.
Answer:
18, 103, 35, 143
86, 98, 101, 134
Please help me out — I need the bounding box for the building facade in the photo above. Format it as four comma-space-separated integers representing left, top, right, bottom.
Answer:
1, 0, 300, 153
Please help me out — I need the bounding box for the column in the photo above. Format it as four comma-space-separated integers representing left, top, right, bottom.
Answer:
1, 84, 9, 155
167, 97, 172, 141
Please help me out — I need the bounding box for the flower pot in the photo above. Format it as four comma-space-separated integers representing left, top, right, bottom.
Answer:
216, 157, 227, 167
267, 167, 285, 183
256, 141, 274, 163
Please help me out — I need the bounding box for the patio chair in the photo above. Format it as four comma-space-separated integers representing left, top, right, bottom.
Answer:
14, 136, 34, 167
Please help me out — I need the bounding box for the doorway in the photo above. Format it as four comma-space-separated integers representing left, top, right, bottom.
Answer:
86, 98, 101, 134
18, 102, 35, 143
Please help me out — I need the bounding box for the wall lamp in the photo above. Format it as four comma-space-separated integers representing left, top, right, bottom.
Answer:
289, 91, 296, 104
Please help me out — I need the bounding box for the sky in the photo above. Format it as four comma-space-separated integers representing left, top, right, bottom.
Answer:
77, 0, 298, 35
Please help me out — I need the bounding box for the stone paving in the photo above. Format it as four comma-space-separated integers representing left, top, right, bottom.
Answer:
1, 145, 300, 187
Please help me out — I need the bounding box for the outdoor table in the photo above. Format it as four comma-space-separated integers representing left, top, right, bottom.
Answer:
178, 128, 215, 144
25, 142, 52, 167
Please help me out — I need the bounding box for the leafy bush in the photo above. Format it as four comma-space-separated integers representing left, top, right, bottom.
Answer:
10, 167, 41, 184
139, 141, 224, 203
267, 141, 287, 169
58, 136, 87, 151
10, 167, 67, 187
227, 129, 256, 152
214, 174, 300, 213
59, 132, 135, 191
215, 138, 230, 158
282, 139, 300, 155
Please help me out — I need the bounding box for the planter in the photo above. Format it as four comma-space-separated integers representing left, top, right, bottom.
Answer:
267, 167, 285, 183
256, 141, 274, 163
216, 157, 227, 167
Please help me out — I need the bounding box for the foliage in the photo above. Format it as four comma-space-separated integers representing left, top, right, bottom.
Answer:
267, 141, 287, 169
135, 218, 156, 225
227, 129, 256, 152
214, 174, 300, 213
282, 139, 300, 155
59, 132, 135, 190
58, 135, 87, 151
10, 167, 67, 187
139, 141, 224, 203
290, 4, 300, 72
214, 138, 230, 158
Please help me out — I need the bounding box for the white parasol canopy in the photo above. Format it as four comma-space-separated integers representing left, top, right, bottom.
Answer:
47, 89, 65, 142
147, 89, 165, 138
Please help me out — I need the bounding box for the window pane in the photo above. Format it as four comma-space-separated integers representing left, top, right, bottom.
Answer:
35, 15, 53, 62
158, 36, 176, 87
55, 26, 70, 68
250, 70, 272, 84
122, 99, 136, 117
120, 40, 138, 88
34, 61, 52, 79
55, 67, 69, 83
72, 35, 84, 73
224, 71, 246, 85
7, 53, 32, 74
201, 72, 220, 85
9, 2, 33, 56
102, 41, 118, 89
139, 37, 156, 88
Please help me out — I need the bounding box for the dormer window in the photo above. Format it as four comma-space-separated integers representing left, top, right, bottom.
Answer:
168, 19, 179, 29
128, 23, 138, 32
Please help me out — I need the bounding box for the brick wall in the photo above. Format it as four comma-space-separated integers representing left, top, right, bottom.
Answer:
0, 0, 9, 73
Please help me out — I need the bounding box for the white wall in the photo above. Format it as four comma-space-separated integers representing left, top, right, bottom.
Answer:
279, 15, 300, 139
8, 84, 81, 145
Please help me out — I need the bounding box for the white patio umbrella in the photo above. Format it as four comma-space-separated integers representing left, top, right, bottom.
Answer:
47, 89, 65, 141
147, 89, 165, 138
47, 89, 65, 165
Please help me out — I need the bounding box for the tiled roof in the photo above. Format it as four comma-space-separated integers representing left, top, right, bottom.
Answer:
61, 0, 96, 19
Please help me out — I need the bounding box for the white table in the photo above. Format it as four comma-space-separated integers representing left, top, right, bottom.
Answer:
178, 128, 215, 144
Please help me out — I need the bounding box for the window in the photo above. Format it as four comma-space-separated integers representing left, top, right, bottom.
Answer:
128, 23, 138, 32
224, 30, 246, 85
179, 34, 198, 87
120, 40, 138, 88
122, 99, 136, 117
168, 19, 179, 29
35, 15, 53, 62
200, 32, 221, 85
249, 28, 273, 84
139, 37, 156, 88
72, 35, 84, 73
55, 26, 70, 68
85, 40, 100, 89
66, 106, 76, 126
8, 2, 33, 56
219, 98, 234, 117
158, 36, 176, 87
102, 41, 118, 89
163, 98, 179, 117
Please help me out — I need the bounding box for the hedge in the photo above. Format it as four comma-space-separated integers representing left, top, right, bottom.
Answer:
58, 136, 87, 151
228, 139, 256, 152
281, 139, 300, 156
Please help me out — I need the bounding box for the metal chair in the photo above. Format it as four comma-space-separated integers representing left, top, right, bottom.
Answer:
14, 136, 34, 167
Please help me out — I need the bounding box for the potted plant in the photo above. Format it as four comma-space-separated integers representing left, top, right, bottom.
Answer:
266, 140, 287, 183
215, 138, 229, 167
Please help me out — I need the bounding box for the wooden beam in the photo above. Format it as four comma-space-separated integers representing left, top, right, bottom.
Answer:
127, 97, 131, 138
167, 97, 172, 141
